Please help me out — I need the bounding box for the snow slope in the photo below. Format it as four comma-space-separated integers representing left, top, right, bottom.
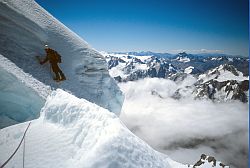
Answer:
198, 64, 248, 84
0, 0, 123, 114
0, 89, 188, 168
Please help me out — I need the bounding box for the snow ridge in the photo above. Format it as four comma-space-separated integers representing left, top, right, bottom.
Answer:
0, 89, 176, 168
0, 0, 123, 114
0, 54, 51, 99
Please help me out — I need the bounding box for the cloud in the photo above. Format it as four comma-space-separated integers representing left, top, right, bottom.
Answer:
119, 78, 248, 168
169, 49, 224, 54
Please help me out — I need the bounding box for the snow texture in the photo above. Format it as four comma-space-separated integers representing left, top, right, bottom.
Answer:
0, 54, 47, 128
0, 0, 123, 114
104, 52, 152, 78
175, 56, 190, 63
184, 66, 194, 74
198, 65, 248, 84
0, 89, 187, 168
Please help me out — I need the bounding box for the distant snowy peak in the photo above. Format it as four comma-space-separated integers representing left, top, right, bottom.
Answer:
195, 78, 248, 103
184, 66, 194, 74
105, 53, 181, 82
175, 56, 190, 62
195, 64, 249, 103
173, 52, 190, 62
198, 64, 248, 83
106, 53, 249, 103
173, 52, 191, 62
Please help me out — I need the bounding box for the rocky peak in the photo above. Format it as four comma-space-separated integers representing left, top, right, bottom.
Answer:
193, 154, 229, 168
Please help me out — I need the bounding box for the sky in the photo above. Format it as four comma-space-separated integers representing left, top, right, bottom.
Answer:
35, 0, 249, 56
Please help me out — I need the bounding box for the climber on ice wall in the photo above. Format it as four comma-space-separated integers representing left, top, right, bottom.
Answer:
39, 44, 66, 82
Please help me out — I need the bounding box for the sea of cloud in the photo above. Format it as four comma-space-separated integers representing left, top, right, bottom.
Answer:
118, 77, 248, 168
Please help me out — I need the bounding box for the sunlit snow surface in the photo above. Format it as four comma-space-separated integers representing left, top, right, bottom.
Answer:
0, 89, 186, 168
0, 0, 123, 114
184, 66, 194, 74
198, 65, 248, 83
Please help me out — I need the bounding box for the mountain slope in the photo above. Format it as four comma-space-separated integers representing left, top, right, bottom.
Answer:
195, 64, 249, 102
104, 53, 248, 102
0, 89, 181, 168
0, 89, 229, 168
0, 0, 123, 114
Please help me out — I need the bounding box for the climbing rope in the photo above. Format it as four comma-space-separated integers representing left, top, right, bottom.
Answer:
0, 122, 31, 168
23, 134, 26, 168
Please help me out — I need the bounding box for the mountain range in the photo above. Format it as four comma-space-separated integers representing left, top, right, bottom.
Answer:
104, 52, 249, 103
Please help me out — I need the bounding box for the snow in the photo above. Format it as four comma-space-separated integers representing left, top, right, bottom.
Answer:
118, 78, 247, 167
109, 64, 127, 78
198, 65, 248, 83
0, 89, 187, 168
0, 1, 234, 167
175, 57, 190, 63
211, 57, 223, 61
192, 155, 229, 168
168, 64, 176, 72
184, 66, 194, 74
134, 56, 152, 62
0, 54, 51, 99
215, 70, 248, 82
103, 52, 152, 65
105, 53, 150, 78
0, 0, 123, 114
0, 54, 47, 128
134, 63, 148, 70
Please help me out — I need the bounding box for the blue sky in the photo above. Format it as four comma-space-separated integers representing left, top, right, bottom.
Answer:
36, 0, 249, 56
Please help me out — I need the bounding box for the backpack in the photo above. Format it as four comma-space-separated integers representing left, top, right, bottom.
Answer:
52, 50, 62, 63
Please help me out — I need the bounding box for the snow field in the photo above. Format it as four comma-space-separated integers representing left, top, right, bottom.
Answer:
0, 89, 182, 168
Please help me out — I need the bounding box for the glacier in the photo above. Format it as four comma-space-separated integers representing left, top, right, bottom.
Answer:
0, 89, 181, 168
0, 0, 123, 114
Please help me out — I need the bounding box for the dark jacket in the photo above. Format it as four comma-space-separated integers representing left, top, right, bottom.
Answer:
41, 48, 60, 65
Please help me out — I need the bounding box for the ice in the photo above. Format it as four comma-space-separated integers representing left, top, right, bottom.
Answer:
0, 0, 123, 114
0, 55, 45, 128
0, 89, 178, 168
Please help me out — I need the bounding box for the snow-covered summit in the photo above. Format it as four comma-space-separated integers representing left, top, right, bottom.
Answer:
0, 0, 123, 113
194, 64, 249, 102
198, 64, 248, 83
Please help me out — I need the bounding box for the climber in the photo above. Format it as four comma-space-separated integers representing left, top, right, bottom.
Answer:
39, 44, 66, 81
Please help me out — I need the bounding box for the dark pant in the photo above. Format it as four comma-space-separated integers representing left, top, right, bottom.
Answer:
51, 63, 66, 80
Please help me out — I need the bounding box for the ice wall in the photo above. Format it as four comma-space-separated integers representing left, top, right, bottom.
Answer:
0, 67, 44, 128
0, 0, 123, 114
